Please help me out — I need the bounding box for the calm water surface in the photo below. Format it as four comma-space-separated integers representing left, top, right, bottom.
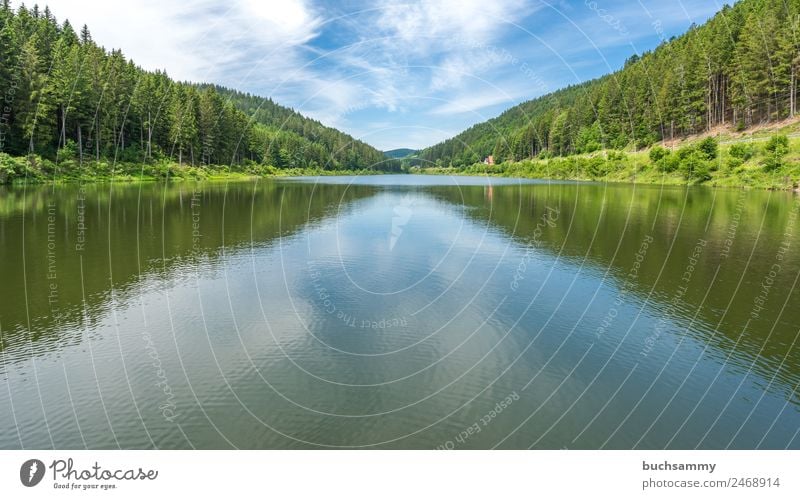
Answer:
1, 175, 799, 449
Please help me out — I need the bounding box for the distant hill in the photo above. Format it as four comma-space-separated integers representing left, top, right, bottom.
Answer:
384, 148, 418, 159
208, 85, 386, 169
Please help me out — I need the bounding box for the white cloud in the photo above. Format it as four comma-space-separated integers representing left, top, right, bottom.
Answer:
238, 0, 321, 44
428, 89, 525, 116
375, 0, 529, 49
34, 0, 321, 83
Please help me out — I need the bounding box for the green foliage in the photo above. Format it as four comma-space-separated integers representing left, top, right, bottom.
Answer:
661, 154, 680, 173
0, 153, 19, 183
762, 134, 789, 171
697, 137, 719, 160
728, 143, 756, 160
575, 123, 602, 153
726, 156, 744, 171
58, 140, 78, 161
677, 145, 696, 160
764, 134, 789, 155
606, 150, 626, 161
0, 154, 46, 181
678, 150, 712, 181
649, 146, 669, 162
586, 156, 608, 178
636, 134, 658, 150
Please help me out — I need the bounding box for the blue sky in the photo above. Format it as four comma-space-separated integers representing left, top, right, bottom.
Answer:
38, 0, 724, 150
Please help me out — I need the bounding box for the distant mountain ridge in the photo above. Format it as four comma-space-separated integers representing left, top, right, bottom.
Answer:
384, 148, 418, 159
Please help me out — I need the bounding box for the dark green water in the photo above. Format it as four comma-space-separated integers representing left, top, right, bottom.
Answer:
1, 175, 799, 449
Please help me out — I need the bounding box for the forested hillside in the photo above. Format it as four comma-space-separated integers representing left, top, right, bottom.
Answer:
0, 2, 386, 181
208, 85, 386, 170
420, 0, 800, 167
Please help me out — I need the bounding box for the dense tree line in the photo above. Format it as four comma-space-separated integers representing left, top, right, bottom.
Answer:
420, 0, 800, 167
0, 2, 387, 174
208, 86, 389, 170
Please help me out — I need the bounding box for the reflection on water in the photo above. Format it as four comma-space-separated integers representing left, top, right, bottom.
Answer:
0, 176, 798, 449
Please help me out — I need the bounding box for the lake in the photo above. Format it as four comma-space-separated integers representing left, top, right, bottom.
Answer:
1, 175, 799, 449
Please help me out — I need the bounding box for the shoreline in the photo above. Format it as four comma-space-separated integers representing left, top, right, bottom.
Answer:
1, 155, 797, 191
415, 167, 800, 191
3, 169, 798, 191
0, 163, 395, 186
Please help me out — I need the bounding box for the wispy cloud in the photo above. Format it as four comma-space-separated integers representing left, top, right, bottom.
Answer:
39, 0, 321, 81
428, 90, 525, 116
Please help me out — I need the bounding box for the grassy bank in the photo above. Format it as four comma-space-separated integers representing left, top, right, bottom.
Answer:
0, 153, 391, 184
416, 129, 800, 190
4, 128, 798, 189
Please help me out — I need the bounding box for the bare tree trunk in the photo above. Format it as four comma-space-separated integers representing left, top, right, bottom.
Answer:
61, 105, 66, 147
706, 74, 712, 130
77, 124, 82, 165
147, 111, 153, 160
791, 66, 796, 118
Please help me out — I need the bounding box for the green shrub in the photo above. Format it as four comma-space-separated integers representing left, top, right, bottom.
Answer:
649, 145, 669, 162
763, 156, 783, 171
585, 156, 608, 178
677, 145, 695, 160
679, 150, 711, 181
660, 154, 680, 173
610, 134, 629, 150
693, 162, 712, 181
40, 158, 59, 175
764, 134, 789, 155
726, 157, 743, 171
697, 137, 719, 160
607, 150, 626, 161
118, 145, 145, 163
763, 135, 789, 171
0, 153, 17, 183
58, 140, 79, 161
636, 134, 657, 150
729, 143, 755, 160
583, 141, 601, 153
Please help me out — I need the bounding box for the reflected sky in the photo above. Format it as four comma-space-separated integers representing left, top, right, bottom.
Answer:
0, 178, 798, 449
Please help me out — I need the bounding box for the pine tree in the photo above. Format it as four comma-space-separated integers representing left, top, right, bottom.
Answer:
80, 24, 91, 44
